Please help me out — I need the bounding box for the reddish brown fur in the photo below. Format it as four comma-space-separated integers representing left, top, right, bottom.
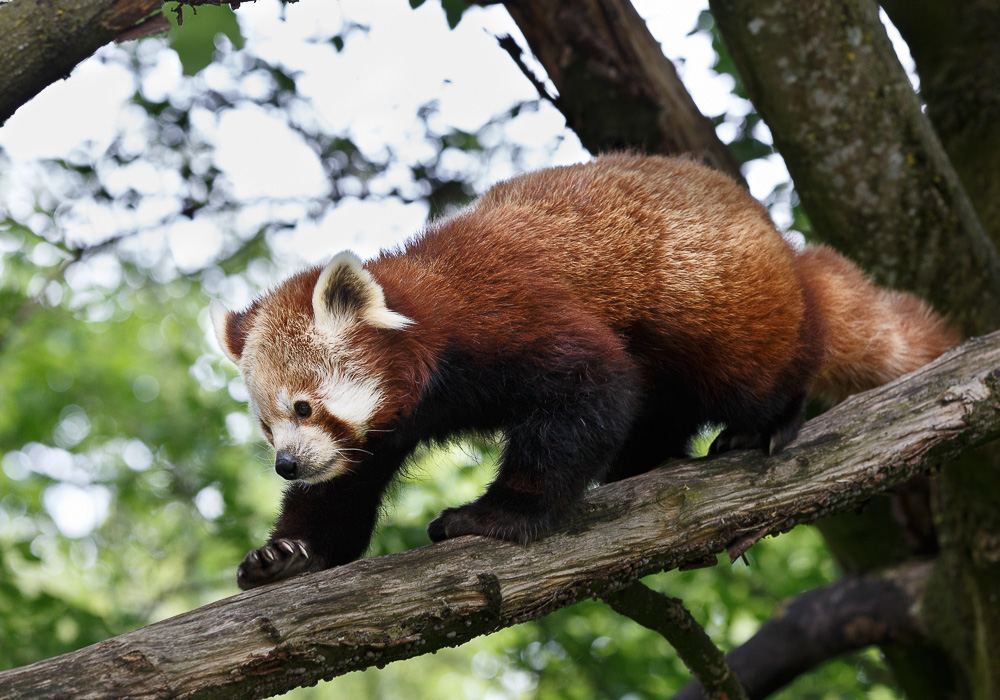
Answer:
365, 155, 812, 423
798, 245, 961, 403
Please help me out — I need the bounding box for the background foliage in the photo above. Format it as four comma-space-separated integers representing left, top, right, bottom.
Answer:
0, 1, 904, 697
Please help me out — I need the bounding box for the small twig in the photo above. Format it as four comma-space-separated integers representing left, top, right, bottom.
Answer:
726, 520, 786, 563
494, 34, 560, 106
604, 581, 749, 700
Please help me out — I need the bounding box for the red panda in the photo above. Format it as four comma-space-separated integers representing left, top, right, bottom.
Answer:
211, 154, 960, 590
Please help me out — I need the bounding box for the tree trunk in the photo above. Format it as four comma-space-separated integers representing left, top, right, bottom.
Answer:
880, 0, 1000, 249
498, 0, 744, 182
709, 0, 1000, 335
1, 331, 998, 699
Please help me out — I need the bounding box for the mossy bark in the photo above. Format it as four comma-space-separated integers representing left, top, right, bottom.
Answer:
709, 0, 1000, 335
709, 2, 1000, 697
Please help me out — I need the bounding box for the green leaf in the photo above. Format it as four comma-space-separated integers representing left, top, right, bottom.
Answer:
166, 4, 245, 77
441, 0, 468, 29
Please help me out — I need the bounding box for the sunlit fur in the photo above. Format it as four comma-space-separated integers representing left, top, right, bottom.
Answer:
212, 154, 961, 588
797, 245, 961, 403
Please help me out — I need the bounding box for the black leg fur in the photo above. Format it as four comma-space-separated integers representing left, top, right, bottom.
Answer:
604, 381, 708, 482
708, 392, 807, 456
428, 332, 641, 544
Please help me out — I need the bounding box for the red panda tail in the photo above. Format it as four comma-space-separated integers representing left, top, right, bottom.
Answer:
798, 245, 962, 405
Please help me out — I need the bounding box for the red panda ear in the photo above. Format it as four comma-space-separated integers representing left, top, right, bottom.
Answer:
312, 252, 413, 332
210, 300, 251, 364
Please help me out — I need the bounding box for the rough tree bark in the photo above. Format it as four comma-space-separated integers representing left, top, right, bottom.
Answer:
1, 331, 998, 700
496, 0, 744, 182
0, 0, 168, 125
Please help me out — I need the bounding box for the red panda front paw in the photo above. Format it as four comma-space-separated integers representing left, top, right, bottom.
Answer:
236, 538, 323, 590
428, 504, 549, 547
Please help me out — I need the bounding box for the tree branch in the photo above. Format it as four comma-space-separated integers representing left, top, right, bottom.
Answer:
498, 0, 745, 183
673, 561, 932, 700
0, 0, 164, 125
1, 331, 998, 699
605, 582, 748, 700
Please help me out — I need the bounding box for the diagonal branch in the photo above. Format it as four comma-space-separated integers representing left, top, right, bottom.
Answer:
0, 0, 164, 125
1, 331, 998, 700
605, 582, 748, 700
673, 561, 932, 700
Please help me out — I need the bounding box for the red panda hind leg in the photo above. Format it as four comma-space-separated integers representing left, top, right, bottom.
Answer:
708, 391, 808, 456
428, 326, 642, 545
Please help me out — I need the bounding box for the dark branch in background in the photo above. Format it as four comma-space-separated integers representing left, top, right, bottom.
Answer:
1, 332, 998, 700
491, 0, 744, 183
494, 34, 558, 104
605, 582, 748, 700
673, 562, 931, 700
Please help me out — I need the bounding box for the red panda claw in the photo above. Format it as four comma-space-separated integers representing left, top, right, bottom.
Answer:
237, 538, 317, 590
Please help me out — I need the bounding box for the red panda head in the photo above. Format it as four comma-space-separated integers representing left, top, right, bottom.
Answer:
210, 251, 413, 484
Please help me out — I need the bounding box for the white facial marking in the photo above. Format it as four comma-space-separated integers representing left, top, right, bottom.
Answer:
363, 306, 414, 330
320, 369, 383, 433
272, 421, 349, 483
276, 386, 294, 415
271, 419, 296, 451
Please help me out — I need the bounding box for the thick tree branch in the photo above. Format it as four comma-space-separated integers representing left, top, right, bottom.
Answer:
497, 0, 744, 182
0, 0, 165, 125
674, 561, 932, 700
0, 331, 997, 699
605, 583, 748, 700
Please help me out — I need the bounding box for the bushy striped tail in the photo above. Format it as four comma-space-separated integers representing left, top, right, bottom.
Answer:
797, 245, 962, 405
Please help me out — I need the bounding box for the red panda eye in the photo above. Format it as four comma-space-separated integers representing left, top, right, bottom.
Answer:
294, 401, 311, 418
260, 422, 272, 436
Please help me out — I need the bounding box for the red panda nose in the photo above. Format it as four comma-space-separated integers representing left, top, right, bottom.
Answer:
274, 452, 299, 480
